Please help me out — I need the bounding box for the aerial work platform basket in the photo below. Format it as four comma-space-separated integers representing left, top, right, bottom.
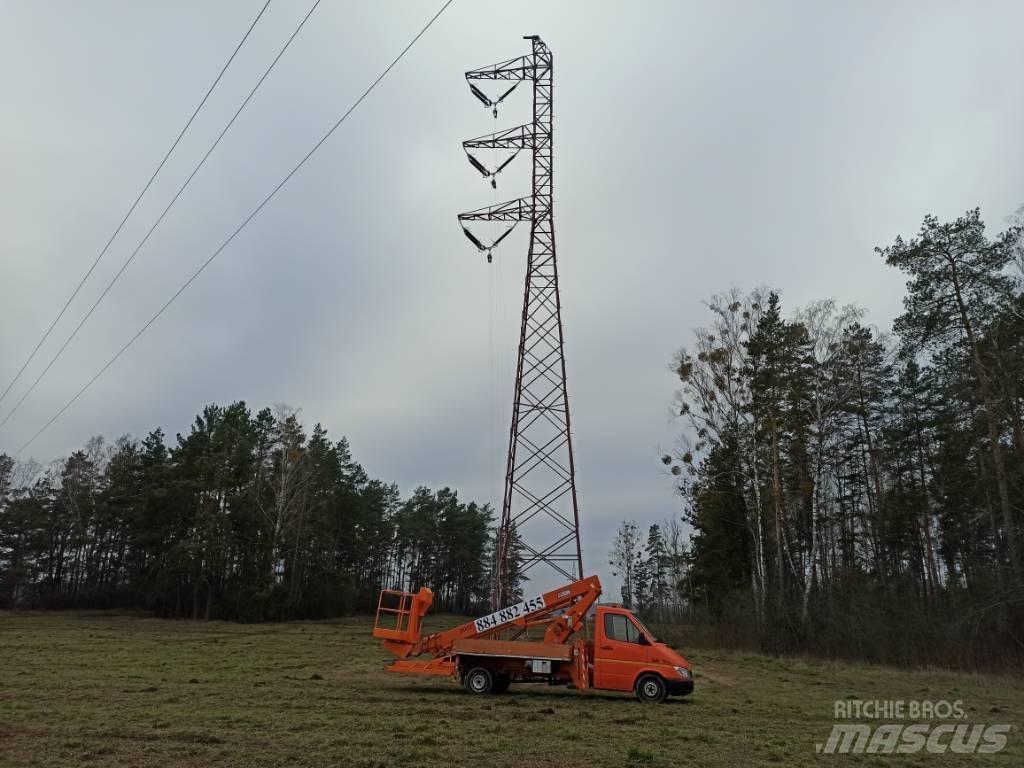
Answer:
373, 587, 433, 651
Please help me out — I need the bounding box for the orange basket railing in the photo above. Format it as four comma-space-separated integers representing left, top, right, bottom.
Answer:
373, 586, 433, 644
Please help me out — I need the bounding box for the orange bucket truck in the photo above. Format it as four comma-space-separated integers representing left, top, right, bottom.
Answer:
372, 575, 693, 703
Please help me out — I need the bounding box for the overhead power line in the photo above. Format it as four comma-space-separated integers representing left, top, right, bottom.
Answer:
14, 0, 456, 457
0, 0, 272, 409
0, 0, 322, 434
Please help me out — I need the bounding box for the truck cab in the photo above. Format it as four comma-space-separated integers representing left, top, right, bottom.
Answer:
589, 605, 693, 702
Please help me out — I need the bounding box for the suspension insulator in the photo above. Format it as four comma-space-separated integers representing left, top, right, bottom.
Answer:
466, 152, 491, 178
491, 223, 517, 248
494, 150, 519, 175
495, 82, 519, 104
469, 83, 492, 107
461, 226, 486, 251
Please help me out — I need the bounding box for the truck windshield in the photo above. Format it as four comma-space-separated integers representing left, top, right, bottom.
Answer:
605, 612, 659, 644
630, 613, 659, 643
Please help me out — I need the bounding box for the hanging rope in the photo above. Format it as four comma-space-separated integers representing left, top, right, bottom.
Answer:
488, 252, 496, 507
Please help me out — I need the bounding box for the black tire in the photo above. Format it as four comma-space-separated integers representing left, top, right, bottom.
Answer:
634, 674, 668, 704
463, 667, 494, 695
491, 674, 511, 694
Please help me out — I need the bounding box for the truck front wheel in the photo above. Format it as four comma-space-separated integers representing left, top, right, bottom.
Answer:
463, 667, 494, 695
635, 674, 667, 704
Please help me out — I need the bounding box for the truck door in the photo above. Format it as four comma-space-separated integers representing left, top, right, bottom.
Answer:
593, 609, 649, 692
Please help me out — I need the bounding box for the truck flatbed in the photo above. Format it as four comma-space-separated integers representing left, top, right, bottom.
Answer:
451, 638, 572, 661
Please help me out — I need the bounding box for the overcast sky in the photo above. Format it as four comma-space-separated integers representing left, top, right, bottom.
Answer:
2, 0, 1022, 595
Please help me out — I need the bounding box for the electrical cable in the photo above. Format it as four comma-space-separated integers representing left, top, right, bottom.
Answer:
0, 0, 321, 433
13, 0, 455, 456
0, 0, 272, 409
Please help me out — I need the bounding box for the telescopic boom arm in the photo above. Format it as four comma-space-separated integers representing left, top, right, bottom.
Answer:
373, 575, 602, 660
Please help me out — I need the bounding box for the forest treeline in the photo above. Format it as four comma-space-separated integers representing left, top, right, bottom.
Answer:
628, 208, 1024, 667
0, 403, 495, 620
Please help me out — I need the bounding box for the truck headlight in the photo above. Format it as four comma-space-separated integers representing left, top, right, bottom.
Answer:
674, 666, 691, 679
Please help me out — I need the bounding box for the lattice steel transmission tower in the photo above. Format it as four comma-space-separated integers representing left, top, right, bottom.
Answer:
458, 36, 583, 608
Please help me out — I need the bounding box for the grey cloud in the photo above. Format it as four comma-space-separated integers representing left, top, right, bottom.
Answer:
1, 0, 1022, 595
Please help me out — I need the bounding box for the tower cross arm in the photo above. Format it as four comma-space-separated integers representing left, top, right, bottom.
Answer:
457, 197, 534, 222
465, 54, 534, 81
463, 124, 535, 151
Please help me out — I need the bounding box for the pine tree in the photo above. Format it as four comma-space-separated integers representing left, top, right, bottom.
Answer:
878, 210, 1022, 580
609, 521, 643, 609
745, 292, 813, 605
643, 523, 669, 615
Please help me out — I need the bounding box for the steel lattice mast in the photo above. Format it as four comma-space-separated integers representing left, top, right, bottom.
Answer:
458, 36, 583, 608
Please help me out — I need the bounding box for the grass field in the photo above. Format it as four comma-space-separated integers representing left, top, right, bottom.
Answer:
1, 612, 1021, 767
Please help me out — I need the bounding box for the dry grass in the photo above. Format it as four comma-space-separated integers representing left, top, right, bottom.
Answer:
1, 612, 1021, 767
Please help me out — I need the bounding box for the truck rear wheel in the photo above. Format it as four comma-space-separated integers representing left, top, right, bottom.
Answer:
463, 667, 494, 695
635, 674, 667, 704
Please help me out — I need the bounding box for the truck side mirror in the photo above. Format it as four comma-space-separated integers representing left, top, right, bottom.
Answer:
638, 634, 651, 646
